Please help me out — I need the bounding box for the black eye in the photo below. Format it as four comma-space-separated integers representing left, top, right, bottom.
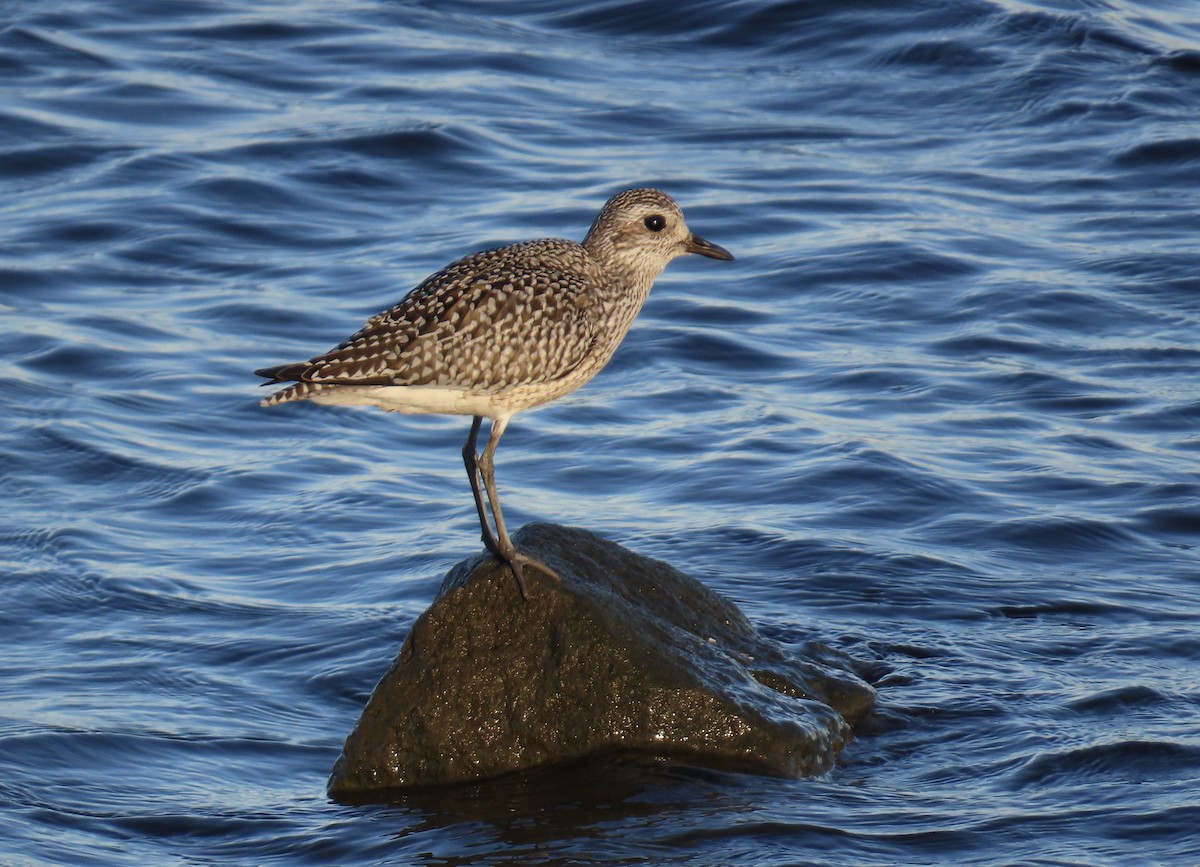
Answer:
644, 214, 666, 232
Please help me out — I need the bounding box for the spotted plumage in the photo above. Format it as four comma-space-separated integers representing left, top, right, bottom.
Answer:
259, 240, 604, 401
256, 188, 733, 597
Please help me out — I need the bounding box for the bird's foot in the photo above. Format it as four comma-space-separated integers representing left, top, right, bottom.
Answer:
497, 548, 561, 601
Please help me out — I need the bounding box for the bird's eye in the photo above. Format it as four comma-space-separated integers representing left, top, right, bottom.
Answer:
644, 215, 666, 232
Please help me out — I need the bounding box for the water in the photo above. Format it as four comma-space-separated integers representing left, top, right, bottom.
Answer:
3, 0, 1199, 863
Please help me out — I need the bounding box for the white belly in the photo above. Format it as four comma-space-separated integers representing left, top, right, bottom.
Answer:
307, 384, 511, 417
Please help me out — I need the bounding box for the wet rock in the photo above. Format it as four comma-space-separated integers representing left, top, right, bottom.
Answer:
329, 523, 876, 796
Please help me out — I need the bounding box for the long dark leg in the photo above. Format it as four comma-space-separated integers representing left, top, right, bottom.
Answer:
474, 415, 561, 597
462, 415, 500, 556
478, 417, 515, 560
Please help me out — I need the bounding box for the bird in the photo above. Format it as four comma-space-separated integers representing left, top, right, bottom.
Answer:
255, 187, 734, 598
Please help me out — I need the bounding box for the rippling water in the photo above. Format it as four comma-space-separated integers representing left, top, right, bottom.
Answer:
4, 0, 1199, 864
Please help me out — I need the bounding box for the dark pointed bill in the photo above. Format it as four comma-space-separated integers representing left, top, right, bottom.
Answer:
685, 233, 734, 261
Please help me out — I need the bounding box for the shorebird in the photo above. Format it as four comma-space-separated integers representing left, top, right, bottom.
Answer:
256, 188, 733, 597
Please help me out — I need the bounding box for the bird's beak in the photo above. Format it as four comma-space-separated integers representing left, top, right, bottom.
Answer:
684, 233, 734, 261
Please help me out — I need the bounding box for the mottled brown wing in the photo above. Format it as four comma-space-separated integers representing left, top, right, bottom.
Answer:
265, 240, 603, 392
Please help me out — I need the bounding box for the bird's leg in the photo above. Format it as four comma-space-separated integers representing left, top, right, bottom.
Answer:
462, 415, 501, 557
476, 416, 561, 597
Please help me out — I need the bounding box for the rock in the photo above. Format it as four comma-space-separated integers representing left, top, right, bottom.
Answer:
328, 523, 876, 797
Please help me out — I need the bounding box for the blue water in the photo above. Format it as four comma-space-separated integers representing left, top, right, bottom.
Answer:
3, 0, 1199, 863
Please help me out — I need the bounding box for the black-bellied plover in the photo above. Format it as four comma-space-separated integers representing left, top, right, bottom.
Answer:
256, 188, 733, 597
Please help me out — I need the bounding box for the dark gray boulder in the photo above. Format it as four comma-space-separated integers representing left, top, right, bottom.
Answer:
329, 523, 876, 797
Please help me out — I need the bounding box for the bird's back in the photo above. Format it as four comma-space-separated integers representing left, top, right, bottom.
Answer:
258, 238, 618, 407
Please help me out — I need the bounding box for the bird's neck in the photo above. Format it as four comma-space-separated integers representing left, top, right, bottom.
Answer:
583, 235, 665, 299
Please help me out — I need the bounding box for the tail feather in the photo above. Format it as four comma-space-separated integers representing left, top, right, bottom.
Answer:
256, 360, 325, 406
256, 361, 402, 407
254, 362, 310, 383
260, 379, 336, 407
